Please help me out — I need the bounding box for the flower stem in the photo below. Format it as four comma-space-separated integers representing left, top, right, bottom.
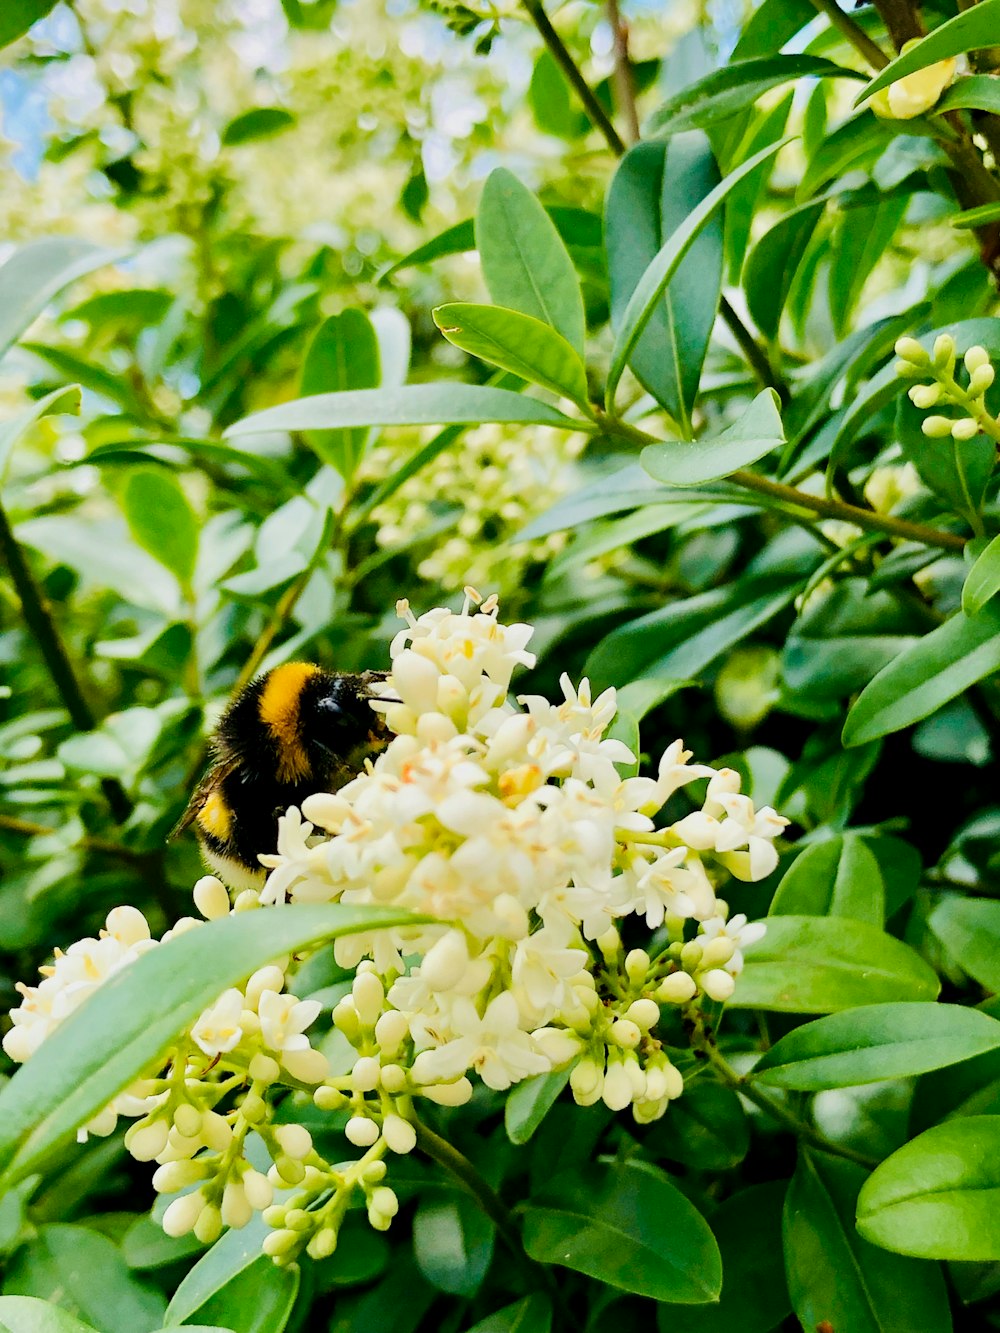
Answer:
0, 497, 131, 823
697, 1034, 879, 1170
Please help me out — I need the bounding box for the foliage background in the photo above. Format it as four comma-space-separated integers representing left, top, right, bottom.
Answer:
4, 0, 1000, 1328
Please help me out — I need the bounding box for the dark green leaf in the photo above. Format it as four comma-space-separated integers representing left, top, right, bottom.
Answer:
786, 1150, 952, 1331
937, 74, 1000, 116
300, 310, 381, 479
858, 2, 1000, 105
843, 607, 1000, 747
753, 1002, 1000, 1089
0, 904, 425, 1188
733, 0, 814, 57
963, 532, 1000, 614
769, 833, 884, 924
505, 1065, 572, 1144
432, 303, 589, 405
731, 915, 940, 1012
930, 895, 1000, 992
649, 55, 863, 136
745, 200, 825, 340
641, 389, 783, 485
164, 1215, 297, 1329
476, 168, 585, 354
647, 1078, 749, 1170
799, 111, 895, 198
0, 0, 57, 49
225, 385, 582, 437
857, 1116, 1000, 1260
121, 467, 199, 591
465, 1295, 552, 1333
522, 1159, 721, 1303
221, 107, 296, 145
412, 1194, 494, 1296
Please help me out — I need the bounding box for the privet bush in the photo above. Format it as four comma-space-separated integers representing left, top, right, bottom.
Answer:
3, 0, 1000, 1330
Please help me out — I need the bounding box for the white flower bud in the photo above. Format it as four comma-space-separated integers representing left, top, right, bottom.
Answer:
531, 1028, 583, 1065
663, 1061, 684, 1099
371, 1186, 399, 1219
262, 1204, 287, 1228
173, 1104, 203, 1139
307, 1227, 338, 1259
610, 1019, 641, 1049
262, 1228, 299, 1258
624, 949, 650, 984
626, 999, 661, 1031
624, 1057, 646, 1099
270, 1158, 305, 1186
281, 1048, 329, 1083
368, 1204, 392, 1231
970, 365, 995, 396
363, 1159, 388, 1182
374, 1009, 409, 1056
492, 893, 529, 940
895, 336, 928, 365
275, 1123, 313, 1160
596, 927, 620, 962
419, 1077, 473, 1105
300, 792, 347, 830
383, 1113, 417, 1154
380, 1063, 408, 1094
152, 1159, 208, 1193
162, 1189, 205, 1238
284, 1208, 312, 1232
240, 1092, 267, 1124
657, 972, 698, 1004
193, 875, 230, 920
242, 1169, 273, 1211
922, 415, 956, 438
420, 930, 469, 991
352, 972, 385, 1027
436, 674, 469, 717
416, 711, 458, 744
314, 1085, 348, 1111
222, 1181, 253, 1230
908, 383, 941, 409
249, 1054, 281, 1085
602, 1062, 634, 1111
202, 1111, 232, 1153
933, 333, 956, 368
345, 1116, 380, 1147
245, 966, 285, 1011
680, 940, 704, 968
125, 1118, 169, 1162
105, 905, 151, 946
234, 889, 260, 912
699, 937, 736, 969
700, 969, 737, 1002
570, 1056, 603, 1100
966, 345, 991, 373
952, 418, 979, 441
333, 998, 361, 1042
351, 1056, 382, 1092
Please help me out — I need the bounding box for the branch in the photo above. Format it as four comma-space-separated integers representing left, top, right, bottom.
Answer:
605, 0, 640, 144
720, 297, 789, 403
521, 0, 626, 155
807, 0, 889, 69
0, 499, 132, 823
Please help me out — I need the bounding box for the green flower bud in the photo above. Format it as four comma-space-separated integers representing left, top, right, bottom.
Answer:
894, 336, 928, 365
922, 416, 955, 438
952, 418, 980, 441
908, 383, 941, 409
965, 345, 991, 373
933, 333, 956, 368
970, 365, 995, 396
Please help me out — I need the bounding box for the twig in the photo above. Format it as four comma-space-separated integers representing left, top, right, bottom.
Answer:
0, 814, 150, 863
720, 297, 789, 403
521, 0, 626, 155
605, 0, 640, 144
0, 499, 131, 823
807, 0, 889, 69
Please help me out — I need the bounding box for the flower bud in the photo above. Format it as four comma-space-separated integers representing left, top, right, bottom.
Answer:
895, 336, 928, 365
243, 1169, 273, 1211
362, 1159, 388, 1182
314, 1085, 348, 1111
922, 415, 956, 438
345, 1116, 380, 1147
700, 968, 737, 1002
240, 1092, 267, 1124
262, 1204, 287, 1227
351, 1056, 382, 1092
162, 1189, 205, 1238
596, 927, 620, 963
966, 345, 991, 373
531, 1028, 583, 1065
663, 1061, 684, 1099
193, 875, 230, 920
610, 1019, 641, 1049
222, 1181, 253, 1230
602, 1062, 634, 1112
125, 1118, 169, 1162
908, 383, 940, 409
493, 893, 529, 941
952, 418, 980, 440
374, 1009, 409, 1056
193, 1203, 223, 1245
970, 365, 995, 396
625, 998, 661, 1031
371, 1186, 399, 1219
307, 1227, 339, 1259
281, 1048, 329, 1083
700, 937, 736, 969
368, 1204, 392, 1231
270, 1158, 306, 1186
262, 1228, 299, 1258
352, 972, 385, 1027
657, 971, 698, 1004
284, 1208, 312, 1232
249, 1054, 281, 1085
300, 791, 347, 830
152, 1159, 209, 1193
419, 1077, 473, 1106
333, 998, 361, 1042
380, 1063, 407, 1094
623, 1056, 646, 1099
680, 940, 704, 969
624, 949, 650, 984
234, 889, 259, 912
106, 905, 151, 945
570, 1056, 604, 1105
245, 966, 285, 1011
383, 1113, 417, 1154
275, 1123, 313, 1160
172, 1103, 203, 1139
933, 334, 955, 368
421, 930, 468, 991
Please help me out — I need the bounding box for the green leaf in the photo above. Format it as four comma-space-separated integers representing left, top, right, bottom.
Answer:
929, 895, 1000, 992
656, 1182, 790, 1333
725, 91, 794, 282
828, 194, 908, 338
753, 1002, 1000, 1090
225, 385, 582, 437
0, 0, 57, 48
843, 607, 1000, 747
0, 904, 425, 1188
0, 238, 123, 364
785, 1150, 952, 1331
505, 1065, 572, 1145
605, 137, 723, 433
221, 107, 296, 145
165, 1218, 298, 1331
121, 467, 199, 591
0, 384, 81, 486
937, 74, 1000, 117
799, 111, 894, 198
769, 833, 885, 924
896, 391, 994, 517
744, 200, 825, 340
607, 137, 787, 403
522, 1159, 721, 1303
952, 201, 1000, 229
412, 1194, 494, 1296
529, 50, 584, 139
465, 1295, 552, 1333
733, 0, 815, 57
857, 1116, 1000, 1260
858, 1, 1000, 106
647, 55, 864, 136
3, 1223, 165, 1333
647, 1078, 749, 1170
0, 1297, 98, 1333
475, 168, 585, 354
432, 304, 590, 406
300, 310, 381, 480
378, 219, 475, 281
731, 915, 940, 1012
963, 532, 1000, 614
641, 389, 784, 486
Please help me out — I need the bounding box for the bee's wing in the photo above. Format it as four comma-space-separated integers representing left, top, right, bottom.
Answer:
167, 758, 239, 842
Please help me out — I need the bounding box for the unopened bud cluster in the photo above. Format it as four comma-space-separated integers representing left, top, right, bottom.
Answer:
3, 590, 787, 1267
895, 335, 1000, 446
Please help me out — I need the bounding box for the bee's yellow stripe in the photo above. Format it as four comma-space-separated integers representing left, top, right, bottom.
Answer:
258, 662, 318, 782
197, 790, 232, 840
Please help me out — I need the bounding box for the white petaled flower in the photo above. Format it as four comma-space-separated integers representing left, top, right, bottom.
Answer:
191, 989, 245, 1057
410, 991, 550, 1090
511, 926, 589, 1024
257, 990, 323, 1055
699, 913, 768, 977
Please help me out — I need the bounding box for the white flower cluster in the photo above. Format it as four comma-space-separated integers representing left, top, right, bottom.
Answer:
896, 335, 1000, 445
2, 590, 787, 1264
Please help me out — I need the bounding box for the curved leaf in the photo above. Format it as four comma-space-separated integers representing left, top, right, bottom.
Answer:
0, 1, 58, 48
857, 1116, 1000, 1260
963, 532, 1000, 615
299, 309, 380, 479
0, 238, 123, 363
505, 1065, 573, 1145
858, 1, 1000, 106
121, 466, 199, 591
745, 200, 825, 340
753, 1002, 1000, 1090
929, 895, 1000, 992
221, 107, 295, 145
640, 389, 783, 486
0, 1297, 98, 1333
0, 383, 81, 486
0, 904, 426, 1188
937, 74, 1000, 116
769, 833, 884, 924
165, 1216, 297, 1330
432, 303, 589, 405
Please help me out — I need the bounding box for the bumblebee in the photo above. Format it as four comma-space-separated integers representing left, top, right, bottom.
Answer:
171, 662, 390, 890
